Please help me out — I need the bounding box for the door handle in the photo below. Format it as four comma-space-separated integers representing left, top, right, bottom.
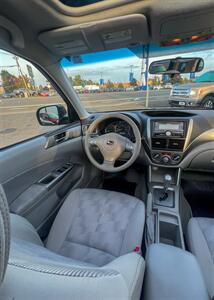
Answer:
54, 132, 67, 144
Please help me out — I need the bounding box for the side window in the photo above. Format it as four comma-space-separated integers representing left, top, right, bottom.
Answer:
0, 50, 71, 149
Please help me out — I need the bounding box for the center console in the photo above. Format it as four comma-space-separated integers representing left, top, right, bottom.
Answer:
143, 244, 209, 300
148, 118, 192, 165
147, 165, 185, 249
145, 117, 193, 249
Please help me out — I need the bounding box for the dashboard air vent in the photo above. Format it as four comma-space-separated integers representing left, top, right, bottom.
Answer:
168, 139, 185, 151
152, 138, 167, 150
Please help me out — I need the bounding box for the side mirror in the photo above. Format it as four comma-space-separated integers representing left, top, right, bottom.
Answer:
37, 104, 69, 126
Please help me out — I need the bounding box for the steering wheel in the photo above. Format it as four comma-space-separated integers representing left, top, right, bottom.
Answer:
84, 113, 142, 172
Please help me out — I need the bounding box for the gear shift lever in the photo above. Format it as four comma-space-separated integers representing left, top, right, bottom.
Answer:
159, 174, 172, 201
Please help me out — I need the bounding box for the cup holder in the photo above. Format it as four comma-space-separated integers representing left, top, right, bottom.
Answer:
157, 211, 185, 249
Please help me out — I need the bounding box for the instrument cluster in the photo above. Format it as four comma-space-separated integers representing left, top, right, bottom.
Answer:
103, 120, 135, 142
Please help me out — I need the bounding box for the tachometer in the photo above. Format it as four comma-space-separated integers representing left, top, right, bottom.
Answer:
115, 121, 130, 136
105, 120, 134, 140
105, 122, 117, 133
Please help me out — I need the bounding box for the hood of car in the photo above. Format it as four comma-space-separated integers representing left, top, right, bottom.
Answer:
173, 82, 214, 89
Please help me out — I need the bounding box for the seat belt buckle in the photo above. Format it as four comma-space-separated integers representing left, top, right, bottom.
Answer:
134, 246, 141, 254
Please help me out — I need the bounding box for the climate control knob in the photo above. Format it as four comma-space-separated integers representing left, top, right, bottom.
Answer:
172, 154, 181, 162
152, 152, 161, 161
162, 155, 170, 164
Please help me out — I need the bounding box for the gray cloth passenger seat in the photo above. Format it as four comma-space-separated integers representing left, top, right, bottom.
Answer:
2, 188, 146, 300
187, 217, 214, 298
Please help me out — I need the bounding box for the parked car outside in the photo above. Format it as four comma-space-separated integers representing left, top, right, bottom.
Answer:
0, 92, 15, 98
169, 71, 214, 108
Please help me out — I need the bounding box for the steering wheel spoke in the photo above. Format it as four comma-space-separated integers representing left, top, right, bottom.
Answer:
125, 140, 135, 153
88, 135, 99, 146
102, 159, 115, 168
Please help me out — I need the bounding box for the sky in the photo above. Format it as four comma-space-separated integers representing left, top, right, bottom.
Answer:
0, 50, 47, 87
63, 56, 142, 83
62, 50, 214, 82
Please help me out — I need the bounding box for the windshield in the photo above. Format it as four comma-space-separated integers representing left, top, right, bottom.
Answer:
61, 39, 214, 111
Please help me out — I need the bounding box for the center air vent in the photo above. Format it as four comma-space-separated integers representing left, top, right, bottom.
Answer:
152, 138, 167, 150
152, 138, 185, 151
168, 139, 185, 151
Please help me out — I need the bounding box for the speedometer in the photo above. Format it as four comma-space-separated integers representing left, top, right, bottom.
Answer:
105, 123, 117, 133
105, 120, 134, 141
115, 121, 130, 136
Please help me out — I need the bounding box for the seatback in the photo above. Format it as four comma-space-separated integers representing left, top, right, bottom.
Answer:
0, 185, 10, 284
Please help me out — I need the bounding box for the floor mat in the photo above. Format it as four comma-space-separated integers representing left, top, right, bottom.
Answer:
181, 179, 214, 218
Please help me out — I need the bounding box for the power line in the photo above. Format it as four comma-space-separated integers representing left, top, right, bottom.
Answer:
0, 65, 17, 68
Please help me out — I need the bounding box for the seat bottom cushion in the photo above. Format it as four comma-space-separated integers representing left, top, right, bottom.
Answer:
10, 213, 43, 246
46, 189, 145, 266
187, 217, 214, 298
6, 187, 146, 300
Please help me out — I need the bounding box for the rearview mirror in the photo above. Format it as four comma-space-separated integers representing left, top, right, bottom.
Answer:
149, 57, 204, 75
37, 104, 69, 126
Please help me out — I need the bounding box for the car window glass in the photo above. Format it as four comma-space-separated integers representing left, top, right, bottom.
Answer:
0, 50, 69, 149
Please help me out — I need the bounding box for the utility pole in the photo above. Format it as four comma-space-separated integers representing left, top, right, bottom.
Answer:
140, 45, 150, 108
13, 56, 29, 95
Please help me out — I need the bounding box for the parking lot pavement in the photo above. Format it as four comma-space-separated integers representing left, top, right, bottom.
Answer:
0, 90, 171, 148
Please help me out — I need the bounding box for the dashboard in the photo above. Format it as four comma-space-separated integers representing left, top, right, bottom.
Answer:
141, 109, 214, 170
149, 119, 189, 165
84, 109, 214, 172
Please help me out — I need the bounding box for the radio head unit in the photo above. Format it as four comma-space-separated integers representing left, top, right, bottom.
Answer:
149, 119, 190, 165
152, 121, 186, 138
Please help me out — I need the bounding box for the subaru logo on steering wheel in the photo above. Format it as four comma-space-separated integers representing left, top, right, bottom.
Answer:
106, 140, 114, 145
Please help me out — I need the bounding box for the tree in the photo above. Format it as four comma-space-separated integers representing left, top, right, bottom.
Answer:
150, 76, 161, 87
15, 75, 32, 90
1, 70, 17, 92
86, 79, 94, 85
1, 70, 33, 92
106, 80, 114, 89
73, 75, 83, 86
130, 78, 137, 87
118, 83, 124, 88
153, 76, 161, 86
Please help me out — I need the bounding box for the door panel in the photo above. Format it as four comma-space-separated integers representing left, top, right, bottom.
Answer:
0, 48, 102, 238
1, 125, 82, 203
0, 124, 102, 236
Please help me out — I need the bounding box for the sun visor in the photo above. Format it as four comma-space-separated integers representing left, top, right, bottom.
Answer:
38, 14, 149, 56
